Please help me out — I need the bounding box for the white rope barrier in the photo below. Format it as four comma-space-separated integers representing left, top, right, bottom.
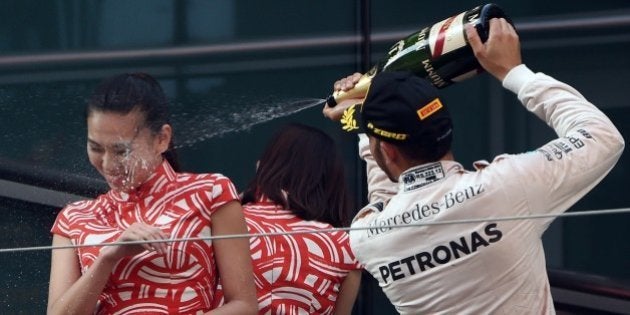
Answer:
1, 207, 628, 254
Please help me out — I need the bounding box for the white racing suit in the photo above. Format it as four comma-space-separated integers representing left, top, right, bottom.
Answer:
349, 65, 624, 314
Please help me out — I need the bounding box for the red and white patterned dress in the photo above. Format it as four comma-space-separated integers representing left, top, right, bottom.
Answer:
241, 198, 361, 315
51, 161, 240, 314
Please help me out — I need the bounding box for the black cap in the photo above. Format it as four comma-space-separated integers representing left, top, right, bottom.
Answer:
341, 71, 453, 145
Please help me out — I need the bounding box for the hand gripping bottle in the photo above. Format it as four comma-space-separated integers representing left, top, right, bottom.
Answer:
326, 3, 513, 107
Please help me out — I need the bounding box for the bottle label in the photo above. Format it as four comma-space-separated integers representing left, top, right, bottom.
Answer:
429, 12, 467, 59
377, 4, 499, 89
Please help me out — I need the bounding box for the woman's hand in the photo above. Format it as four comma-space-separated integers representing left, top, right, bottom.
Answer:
101, 222, 168, 262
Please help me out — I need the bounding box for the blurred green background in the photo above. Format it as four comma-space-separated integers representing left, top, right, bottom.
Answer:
1, 1, 629, 313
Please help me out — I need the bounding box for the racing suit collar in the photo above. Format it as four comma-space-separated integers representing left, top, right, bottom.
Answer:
398, 160, 462, 192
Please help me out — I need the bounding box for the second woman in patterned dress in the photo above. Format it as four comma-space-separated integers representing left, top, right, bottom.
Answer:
239, 123, 361, 315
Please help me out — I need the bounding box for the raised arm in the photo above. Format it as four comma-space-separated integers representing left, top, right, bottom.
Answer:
466, 18, 624, 224
323, 74, 398, 205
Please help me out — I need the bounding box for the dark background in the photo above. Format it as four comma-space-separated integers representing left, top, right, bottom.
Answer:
1, 1, 628, 313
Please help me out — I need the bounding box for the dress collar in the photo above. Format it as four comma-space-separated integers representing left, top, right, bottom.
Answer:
255, 195, 284, 207
107, 160, 177, 203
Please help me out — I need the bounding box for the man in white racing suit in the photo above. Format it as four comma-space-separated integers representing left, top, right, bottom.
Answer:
323, 18, 624, 314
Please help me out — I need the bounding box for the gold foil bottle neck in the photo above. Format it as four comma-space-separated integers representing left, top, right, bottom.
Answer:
326, 67, 377, 107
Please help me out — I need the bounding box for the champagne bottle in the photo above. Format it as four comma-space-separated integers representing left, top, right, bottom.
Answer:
326, 3, 513, 107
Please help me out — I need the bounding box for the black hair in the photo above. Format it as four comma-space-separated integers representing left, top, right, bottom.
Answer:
394, 132, 453, 163
86, 73, 180, 171
241, 123, 353, 227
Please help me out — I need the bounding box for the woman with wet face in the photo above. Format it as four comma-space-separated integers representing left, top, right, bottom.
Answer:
47, 73, 257, 315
